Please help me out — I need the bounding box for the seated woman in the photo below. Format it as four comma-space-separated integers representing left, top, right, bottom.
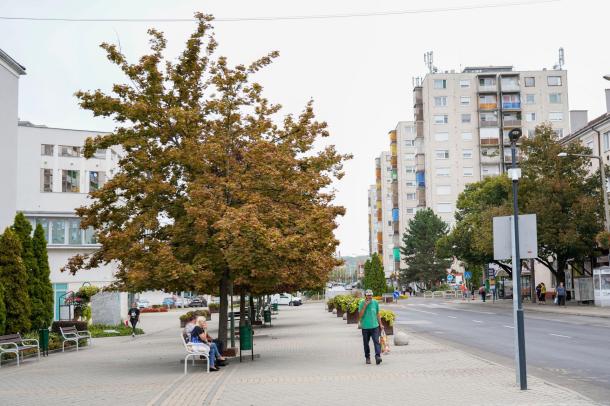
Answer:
183, 315, 197, 339
190, 316, 225, 371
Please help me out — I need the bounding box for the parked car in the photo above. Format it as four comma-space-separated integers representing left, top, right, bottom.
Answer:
162, 297, 175, 307
174, 297, 190, 307
136, 299, 150, 309
188, 297, 208, 307
271, 293, 302, 306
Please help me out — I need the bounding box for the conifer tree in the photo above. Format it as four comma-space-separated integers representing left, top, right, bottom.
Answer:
0, 228, 32, 333
32, 224, 54, 327
369, 253, 386, 296
362, 258, 372, 290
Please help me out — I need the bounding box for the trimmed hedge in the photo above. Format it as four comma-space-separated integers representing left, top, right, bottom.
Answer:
51, 320, 88, 334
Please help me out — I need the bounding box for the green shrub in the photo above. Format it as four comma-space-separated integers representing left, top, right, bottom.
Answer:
51, 320, 88, 333
88, 323, 144, 337
179, 309, 210, 322
379, 309, 396, 326
346, 296, 360, 313
326, 297, 335, 310
208, 303, 219, 311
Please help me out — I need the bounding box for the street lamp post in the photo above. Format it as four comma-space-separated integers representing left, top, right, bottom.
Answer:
558, 152, 610, 232
508, 128, 527, 390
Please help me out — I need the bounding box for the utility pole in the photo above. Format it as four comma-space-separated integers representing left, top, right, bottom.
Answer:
508, 128, 527, 390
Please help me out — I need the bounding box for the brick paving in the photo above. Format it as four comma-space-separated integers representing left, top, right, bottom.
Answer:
0, 303, 598, 405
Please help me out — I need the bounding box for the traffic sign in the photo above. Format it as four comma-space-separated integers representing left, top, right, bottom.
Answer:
447, 274, 454, 282
464, 271, 472, 280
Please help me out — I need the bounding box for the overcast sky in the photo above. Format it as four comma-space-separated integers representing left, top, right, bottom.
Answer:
2, 0, 609, 256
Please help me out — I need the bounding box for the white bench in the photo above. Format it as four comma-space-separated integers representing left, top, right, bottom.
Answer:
59, 326, 92, 351
0, 333, 40, 367
181, 334, 210, 374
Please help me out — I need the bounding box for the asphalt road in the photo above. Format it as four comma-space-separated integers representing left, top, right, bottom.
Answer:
394, 298, 610, 404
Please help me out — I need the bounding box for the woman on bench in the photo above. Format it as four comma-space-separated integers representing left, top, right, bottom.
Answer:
191, 316, 226, 371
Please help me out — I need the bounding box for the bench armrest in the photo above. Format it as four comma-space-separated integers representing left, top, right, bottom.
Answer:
0, 342, 18, 350
20, 338, 39, 346
62, 333, 79, 339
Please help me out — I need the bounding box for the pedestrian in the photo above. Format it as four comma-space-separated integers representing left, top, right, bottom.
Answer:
535, 284, 542, 305
460, 283, 467, 300
470, 285, 475, 300
540, 282, 547, 304
128, 302, 140, 337
479, 286, 486, 302
556, 282, 566, 306
358, 289, 384, 365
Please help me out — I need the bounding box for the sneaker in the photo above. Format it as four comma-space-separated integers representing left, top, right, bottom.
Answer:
132, 333, 135, 337
375, 356, 382, 365
365, 358, 371, 365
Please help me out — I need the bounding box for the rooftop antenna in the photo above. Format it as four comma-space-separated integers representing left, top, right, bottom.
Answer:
424, 51, 437, 73
553, 47, 565, 70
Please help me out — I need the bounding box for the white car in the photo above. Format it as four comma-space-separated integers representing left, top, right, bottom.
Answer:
136, 299, 150, 309
271, 293, 302, 306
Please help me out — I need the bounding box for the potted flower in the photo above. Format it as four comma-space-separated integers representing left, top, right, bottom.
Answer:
379, 309, 396, 335
335, 295, 346, 318
346, 296, 360, 324
327, 298, 335, 312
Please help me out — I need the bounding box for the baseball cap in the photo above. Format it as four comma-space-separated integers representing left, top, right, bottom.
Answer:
365, 289, 373, 295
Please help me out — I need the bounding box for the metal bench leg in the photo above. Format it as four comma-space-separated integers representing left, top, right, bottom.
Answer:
76, 339, 79, 352
184, 354, 190, 375
37, 347, 40, 361
16, 351, 19, 367
206, 355, 209, 373
62, 341, 65, 352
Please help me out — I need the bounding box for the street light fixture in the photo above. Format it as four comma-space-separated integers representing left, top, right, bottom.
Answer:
558, 151, 610, 232
604, 74, 610, 81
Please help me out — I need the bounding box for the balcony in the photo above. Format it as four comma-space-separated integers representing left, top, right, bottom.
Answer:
417, 188, 426, 206
480, 137, 500, 147
415, 121, 424, 138
479, 103, 498, 110
480, 120, 499, 127
503, 119, 522, 127
478, 83, 497, 93
416, 155, 425, 171
500, 78, 520, 92
416, 171, 425, 187
502, 102, 521, 110
414, 105, 423, 121
504, 151, 520, 163
480, 148, 501, 164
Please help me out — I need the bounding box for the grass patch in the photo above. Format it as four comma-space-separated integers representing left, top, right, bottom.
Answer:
88, 324, 144, 337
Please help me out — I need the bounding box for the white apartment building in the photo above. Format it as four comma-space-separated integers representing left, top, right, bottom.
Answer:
367, 184, 378, 256
416, 66, 570, 225
374, 151, 394, 278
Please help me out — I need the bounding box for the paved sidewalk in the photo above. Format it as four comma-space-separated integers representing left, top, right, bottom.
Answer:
0, 304, 598, 405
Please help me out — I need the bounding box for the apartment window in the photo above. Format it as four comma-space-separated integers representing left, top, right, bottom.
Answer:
461, 114, 471, 124
460, 96, 471, 106
89, 171, 105, 191
68, 219, 82, 245
501, 77, 519, 88
547, 76, 562, 86
480, 111, 498, 123
436, 203, 453, 213
406, 180, 416, 187
405, 139, 415, 147
93, 149, 107, 159
40, 169, 53, 192
463, 167, 474, 177
51, 219, 65, 244
434, 132, 449, 142
406, 193, 416, 200
405, 166, 416, 174
524, 77, 535, 87
462, 149, 473, 159
62, 170, 80, 192
525, 94, 535, 104
41, 144, 54, 156
525, 112, 536, 122
404, 153, 416, 160
553, 128, 564, 138
59, 145, 81, 157
549, 112, 564, 121
434, 96, 448, 107
406, 208, 415, 214
436, 167, 450, 177
436, 186, 451, 195
434, 79, 447, 89
586, 140, 594, 152
462, 132, 473, 141
549, 93, 562, 104
435, 149, 449, 159
35, 218, 49, 241
459, 80, 470, 88
604, 132, 610, 151
434, 115, 448, 124
479, 77, 496, 86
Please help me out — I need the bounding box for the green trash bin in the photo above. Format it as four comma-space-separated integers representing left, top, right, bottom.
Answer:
263, 309, 272, 326
39, 328, 50, 357
239, 324, 254, 362
271, 303, 278, 313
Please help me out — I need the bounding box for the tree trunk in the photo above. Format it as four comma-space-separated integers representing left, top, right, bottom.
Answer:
239, 291, 246, 326
217, 268, 229, 349
556, 259, 567, 284
249, 294, 255, 323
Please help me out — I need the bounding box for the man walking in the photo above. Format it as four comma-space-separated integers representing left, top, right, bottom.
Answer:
358, 289, 384, 365
128, 302, 140, 337
556, 282, 567, 306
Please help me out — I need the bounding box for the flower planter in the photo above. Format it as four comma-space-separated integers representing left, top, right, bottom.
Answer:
346, 311, 358, 324
381, 320, 394, 335
327, 306, 334, 313
180, 320, 187, 328
209, 307, 219, 314
336, 308, 345, 318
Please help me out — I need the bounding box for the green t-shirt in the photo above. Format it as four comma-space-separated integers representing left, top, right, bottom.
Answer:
358, 299, 380, 329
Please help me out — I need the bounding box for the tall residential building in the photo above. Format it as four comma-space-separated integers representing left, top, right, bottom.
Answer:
374, 151, 394, 277
367, 184, 378, 256
416, 66, 570, 225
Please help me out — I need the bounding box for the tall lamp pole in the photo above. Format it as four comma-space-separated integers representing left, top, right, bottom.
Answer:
507, 128, 527, 390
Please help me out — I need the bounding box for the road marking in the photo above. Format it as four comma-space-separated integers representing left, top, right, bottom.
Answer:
550, 333, 571, 339
504, 325, 514, 329
447, 316, 457, 319
407, 308, 439, 315
472, 320, 483, 323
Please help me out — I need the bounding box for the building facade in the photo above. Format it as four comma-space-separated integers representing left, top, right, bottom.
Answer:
367, 184, 378, 256
374, 151, 394, 278
417, 66, 570, 225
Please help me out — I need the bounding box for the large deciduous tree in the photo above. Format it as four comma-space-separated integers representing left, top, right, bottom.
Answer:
0, 228, 32, 334
63, 13, 348, 347
400, 209, 451, 289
